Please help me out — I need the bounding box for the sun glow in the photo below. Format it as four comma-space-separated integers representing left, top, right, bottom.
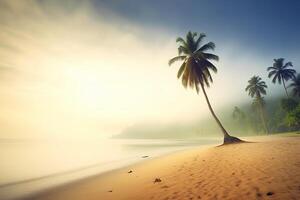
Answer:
0, 0, 270, 139
63, 66, 104, 108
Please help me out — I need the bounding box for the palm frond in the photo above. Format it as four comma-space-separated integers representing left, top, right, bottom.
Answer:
195, 33, 206, 49
177, 61, 186, 79
268, 70, 277, 78
260, 87, 267, 95
204, 60, 218, 73
267, 66, 276, 71
204, 68, 213, 83
202, 70, 210, 87
272, 73, 278, 83
245, 84, 251, 91
277, 74, 282, 84
178, 46, 189, 55
176, 37, 187, 47
283, 61, 293, 68
168, 56, 186, 66
202, 53, 219, 61
198, 42, 215, 52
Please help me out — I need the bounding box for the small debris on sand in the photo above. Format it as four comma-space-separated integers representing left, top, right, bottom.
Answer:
108, 190, 113, 193
128, 170, 133, 173
154, 178, 162, 183
266, 192, 274, 196
142, 156, 149, 158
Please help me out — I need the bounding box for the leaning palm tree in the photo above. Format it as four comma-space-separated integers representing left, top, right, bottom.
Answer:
245, 76, 269, 134
289, 74, 300, 97
267, 58, 296, 97
169, 31, 242, 144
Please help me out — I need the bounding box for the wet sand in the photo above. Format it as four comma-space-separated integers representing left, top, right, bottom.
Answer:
30, 136, 300, 200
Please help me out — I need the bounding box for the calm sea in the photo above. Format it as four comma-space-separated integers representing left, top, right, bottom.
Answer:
0, 138, 219, 200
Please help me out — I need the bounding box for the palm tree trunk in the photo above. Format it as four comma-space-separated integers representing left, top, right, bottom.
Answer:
200, 83, 242, 144
257, 97, 269, 134
282, 79, 289, 97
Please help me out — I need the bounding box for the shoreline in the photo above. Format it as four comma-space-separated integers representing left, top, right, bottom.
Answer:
24, 143, 217, 200
1, 140, 219, 200
29, 135, 300, 200
26, 145, 214, 200
27, 136, 300, 200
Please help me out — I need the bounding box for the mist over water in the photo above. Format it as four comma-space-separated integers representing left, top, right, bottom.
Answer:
0, 138, 219, 199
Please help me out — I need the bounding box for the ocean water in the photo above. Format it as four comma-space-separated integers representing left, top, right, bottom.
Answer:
0, 138, 220, 200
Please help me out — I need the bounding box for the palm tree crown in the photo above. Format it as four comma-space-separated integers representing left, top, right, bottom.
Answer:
289, 74, 300, 97
267, 58, 296, 83
245, 76, 268, 98
168, 31, 219, 93
267, 58, 296, 96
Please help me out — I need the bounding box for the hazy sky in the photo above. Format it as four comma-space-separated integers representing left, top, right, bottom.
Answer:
0, 0, 299, 139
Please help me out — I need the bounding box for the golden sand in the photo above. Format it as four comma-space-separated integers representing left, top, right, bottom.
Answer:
31, 136, 300, 200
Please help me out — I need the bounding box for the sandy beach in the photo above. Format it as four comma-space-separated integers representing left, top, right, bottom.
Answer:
29, 136, 300, 200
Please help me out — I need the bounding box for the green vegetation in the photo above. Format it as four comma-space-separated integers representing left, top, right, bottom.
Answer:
289, 74, 300, 97
285, 103, 300, 128
242, 58, 299, 134
232, 96, 300, 134
168, 31, 241, 144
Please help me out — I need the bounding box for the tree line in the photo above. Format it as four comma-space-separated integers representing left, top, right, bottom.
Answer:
169, 31, 299, 144
237, 59, 300, 134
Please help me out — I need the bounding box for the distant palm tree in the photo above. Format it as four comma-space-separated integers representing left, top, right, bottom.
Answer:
169, 31, 242, 144
245, 76, 269, 133
232, 106, 245, 122
267, 58, 296, 97
251, 96, 265, 109
289, 74, 300, 97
